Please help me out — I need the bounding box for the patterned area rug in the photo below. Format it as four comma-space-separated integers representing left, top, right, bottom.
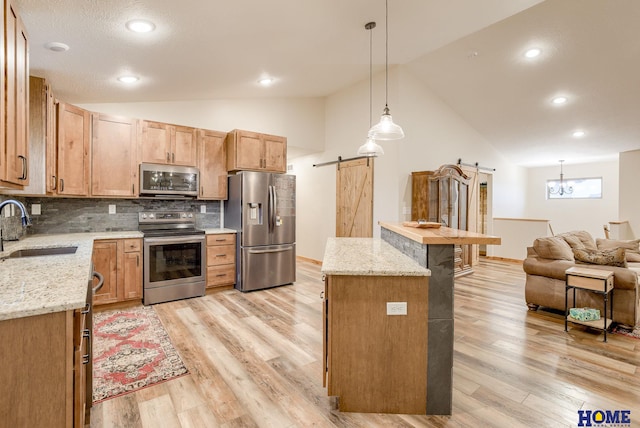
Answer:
93, 305, 188, 403
612, 324, 640, 340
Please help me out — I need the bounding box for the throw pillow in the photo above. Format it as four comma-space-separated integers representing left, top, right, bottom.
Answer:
559, 231, 597, 250
595, 238, 640, 262
533, 237, 575, 261
572, 247, 627, 268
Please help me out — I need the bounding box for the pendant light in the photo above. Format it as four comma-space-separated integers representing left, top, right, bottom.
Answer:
368, 0, 404, 141
358, 21, 385, 157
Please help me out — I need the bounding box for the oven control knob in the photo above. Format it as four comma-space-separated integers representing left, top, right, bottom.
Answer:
181, 213, 187, 218
149, 214, 155, 219
141, 213, 147, 219
188, 213, 193, 218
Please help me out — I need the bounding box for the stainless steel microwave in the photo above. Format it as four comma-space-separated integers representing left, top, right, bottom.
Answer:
139, 163, 199, 197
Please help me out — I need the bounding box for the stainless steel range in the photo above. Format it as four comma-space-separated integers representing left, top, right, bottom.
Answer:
139, 211, 206, 305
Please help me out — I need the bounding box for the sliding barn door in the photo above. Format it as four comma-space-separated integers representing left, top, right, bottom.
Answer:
336, 158, 373, 237
460, 165, 480, 264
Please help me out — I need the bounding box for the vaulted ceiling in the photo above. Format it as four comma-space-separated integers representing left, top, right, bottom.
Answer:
15, 0, 640, 167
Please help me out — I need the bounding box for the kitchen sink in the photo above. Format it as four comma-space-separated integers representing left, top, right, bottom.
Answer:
4, 246, 78, 259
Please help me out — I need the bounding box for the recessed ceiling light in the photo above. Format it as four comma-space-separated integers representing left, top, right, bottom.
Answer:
45, 42, 70, 52
118, 75, 139, 84
552, 96, 568, 105
258, 77, 274, 86
524, 48, 542, 58
126, 19, 156, 33
572, 130, 586, 138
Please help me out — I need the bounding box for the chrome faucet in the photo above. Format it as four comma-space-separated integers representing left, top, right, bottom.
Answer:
0, 199, 32, 252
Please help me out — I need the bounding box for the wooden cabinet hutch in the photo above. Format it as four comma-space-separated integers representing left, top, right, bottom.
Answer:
411, 164, 473, 277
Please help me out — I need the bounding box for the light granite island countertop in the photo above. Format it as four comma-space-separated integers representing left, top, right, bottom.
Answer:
0, 231, 142, 321
321, 237, 431, 277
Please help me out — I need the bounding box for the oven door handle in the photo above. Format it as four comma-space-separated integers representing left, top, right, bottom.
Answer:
144, 235, 205, 245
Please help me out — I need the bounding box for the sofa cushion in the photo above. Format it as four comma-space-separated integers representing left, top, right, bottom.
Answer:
559, 230, 597, 250
596, 238, 640, 262
572, 247, 627, 268
533, 237, 575, 261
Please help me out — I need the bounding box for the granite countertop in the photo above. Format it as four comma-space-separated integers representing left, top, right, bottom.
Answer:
321, 237, 430, 276
0, 231, 143, 322
203, 228, 236, 234
379, 221, 501, 245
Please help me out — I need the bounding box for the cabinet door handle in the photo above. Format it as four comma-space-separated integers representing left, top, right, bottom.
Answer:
172, 153, 175, 163
52, 175, 57, 190
82, 328, 91, 364
132, 183, 135, 194
215, 273, 226, 277
137, 255, 140, 266
166, 152, 170, 162
18, 155, 27, 180
216, 254, 226, 258
60, 178, 64, 192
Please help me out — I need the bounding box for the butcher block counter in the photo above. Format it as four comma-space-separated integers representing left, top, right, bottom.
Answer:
379, 221, 501, 415
321, 238, 430, 414
379, 221, 502, 245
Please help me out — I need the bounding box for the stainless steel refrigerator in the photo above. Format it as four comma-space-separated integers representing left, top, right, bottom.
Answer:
224, 171, 296, 291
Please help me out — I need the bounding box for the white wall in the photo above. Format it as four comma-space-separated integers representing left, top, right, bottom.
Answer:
619, 150, 640, 238
524, 159, 619, 240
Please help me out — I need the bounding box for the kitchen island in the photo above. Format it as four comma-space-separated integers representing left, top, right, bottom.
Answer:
321, 238, 430, 414
379, 221, 501, 415
0, 231, 141, 427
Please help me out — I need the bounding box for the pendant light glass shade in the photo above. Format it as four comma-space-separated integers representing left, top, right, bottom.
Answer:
357, 137, 385, 156
369, 0, 404, 141
368, 105, 404, 140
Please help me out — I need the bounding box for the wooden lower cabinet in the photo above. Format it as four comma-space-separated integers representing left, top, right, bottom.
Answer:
323, 274, 429, 414
0, 304, 91, 427
206, 233, 236, 288
93, 238, 142, 305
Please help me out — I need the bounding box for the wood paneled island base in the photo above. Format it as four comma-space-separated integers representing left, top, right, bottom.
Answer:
379, 221, 501, 415
321, 238, 430, 414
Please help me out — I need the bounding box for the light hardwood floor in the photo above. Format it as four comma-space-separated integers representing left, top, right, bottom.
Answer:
90, 259, 640, 427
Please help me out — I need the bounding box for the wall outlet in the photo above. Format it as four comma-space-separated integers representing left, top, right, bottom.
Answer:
108, 204, 116, 214
31, 204, 41, 215
200, 205, 206, 214
387, 302, 407, 316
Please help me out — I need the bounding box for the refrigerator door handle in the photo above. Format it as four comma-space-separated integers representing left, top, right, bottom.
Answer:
272, 184, 278, 224
268, 184, 275, 230
247, 245, 294, 255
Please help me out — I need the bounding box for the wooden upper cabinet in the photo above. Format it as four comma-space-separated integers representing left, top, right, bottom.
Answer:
91, 114, 138, 197
198, 129, 227, 200
1, 0, 29, 188
57, 103, 90, 196
45, 82, 57, 194
172, 125, 197, 166
140, 120, 196, 167
140, 120, 171, 164
226, 129, 287, 173
263, 134, 286, 172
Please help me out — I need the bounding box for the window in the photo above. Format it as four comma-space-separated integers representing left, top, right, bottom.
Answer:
546, 177, 602, 199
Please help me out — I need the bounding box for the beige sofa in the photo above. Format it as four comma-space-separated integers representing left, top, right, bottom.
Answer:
523, 230, 640, 327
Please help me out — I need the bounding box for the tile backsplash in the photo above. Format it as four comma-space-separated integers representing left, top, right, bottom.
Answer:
0, 196, 222, 237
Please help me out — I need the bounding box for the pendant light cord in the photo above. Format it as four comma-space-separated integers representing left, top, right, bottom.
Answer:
369, 23, 373, 127
380, 0, 391, 114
